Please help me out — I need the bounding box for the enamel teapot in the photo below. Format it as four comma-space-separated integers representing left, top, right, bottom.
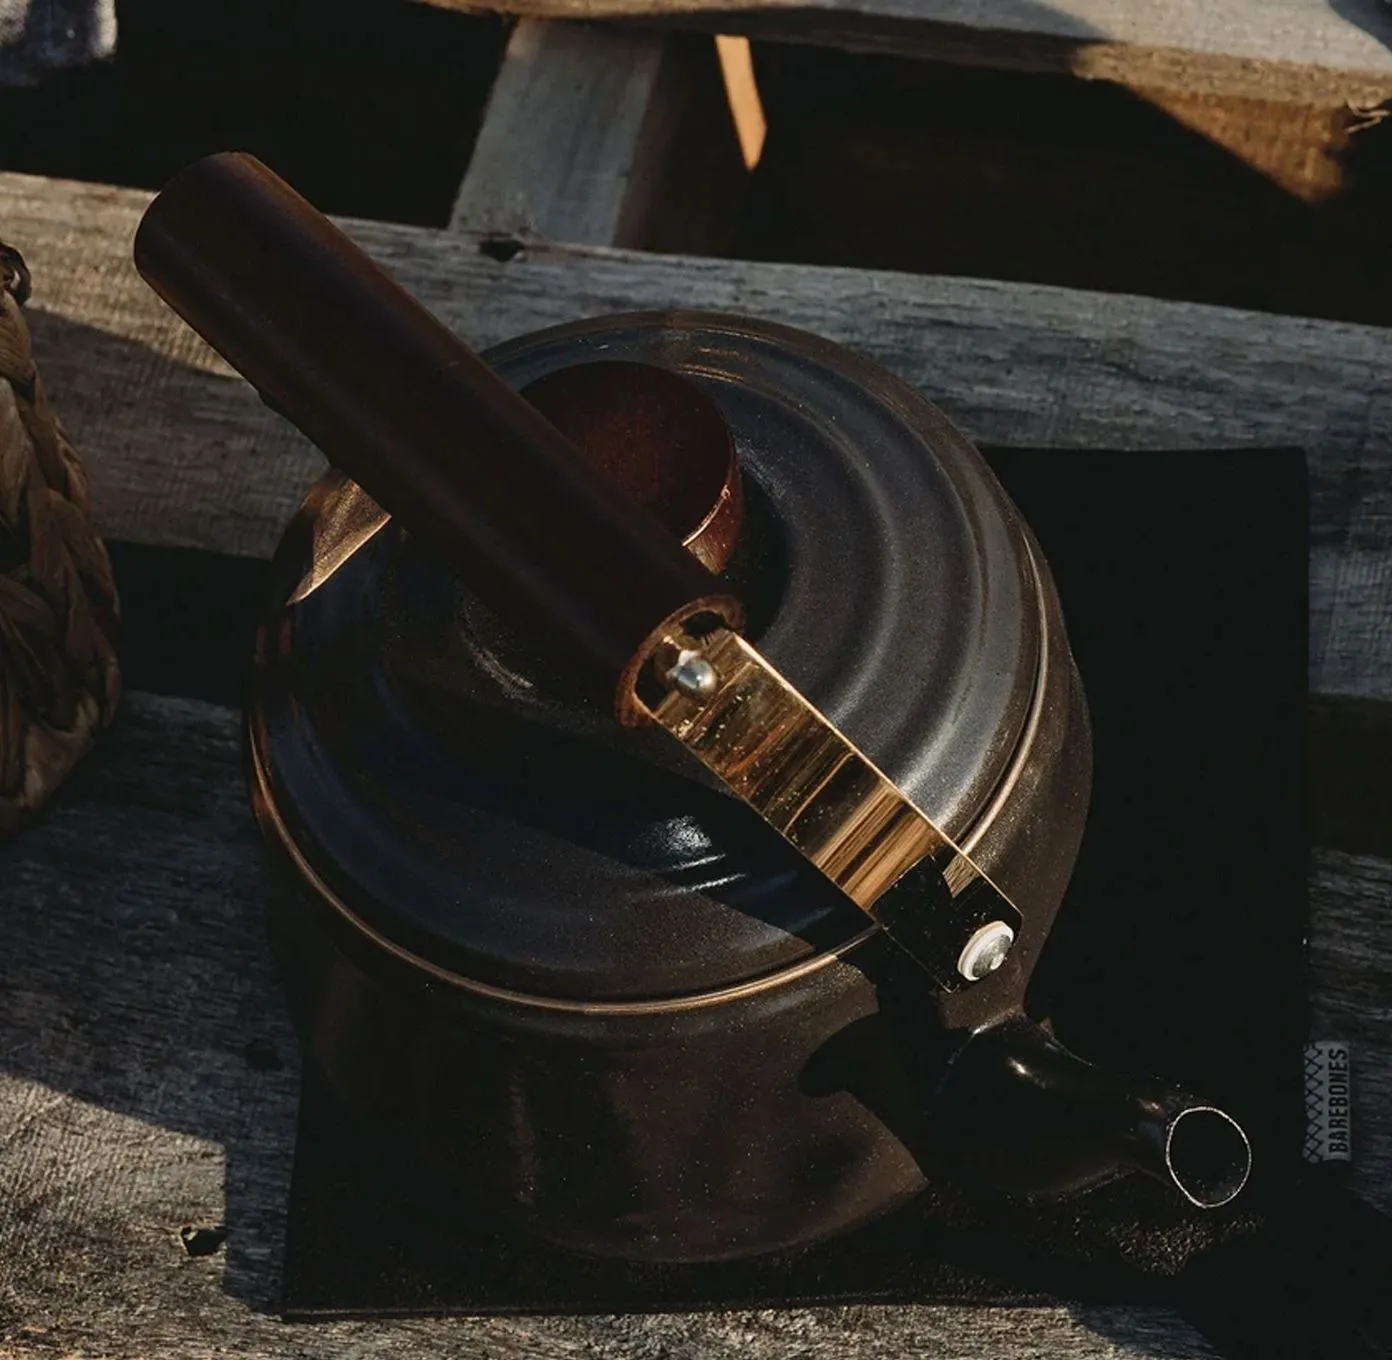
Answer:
132, 153, 1251, 1264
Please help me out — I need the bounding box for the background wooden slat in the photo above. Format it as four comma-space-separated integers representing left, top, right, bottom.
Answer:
452, 20, 676, 243
451, 19, 747, 251
418, 0, 1392, 98
3, 171, 1390, 703
3, 691, 1386, 1359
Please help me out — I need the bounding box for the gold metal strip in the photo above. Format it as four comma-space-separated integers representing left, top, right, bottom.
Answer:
638, 626, 1023, 987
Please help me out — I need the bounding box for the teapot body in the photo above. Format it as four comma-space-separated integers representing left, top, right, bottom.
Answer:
248, 312, 1092, 1262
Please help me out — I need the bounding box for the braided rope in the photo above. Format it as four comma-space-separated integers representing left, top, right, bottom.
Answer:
0, 240, 120, 836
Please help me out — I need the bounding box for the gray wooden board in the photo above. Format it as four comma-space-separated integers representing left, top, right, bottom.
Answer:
451, 20, 746, 255
451, 20, 678, 245
1, 690, 1387, 1360
3, 171, 1391, 703
419, 0, 1392, 101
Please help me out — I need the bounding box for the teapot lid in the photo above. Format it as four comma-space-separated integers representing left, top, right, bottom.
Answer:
250, 313, 1042, 1003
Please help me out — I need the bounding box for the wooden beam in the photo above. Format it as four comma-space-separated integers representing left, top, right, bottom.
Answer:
452, 18, 747, 251
4, 169, 1391, 702
418, 0, 1392, 104
452, 19, 671, 244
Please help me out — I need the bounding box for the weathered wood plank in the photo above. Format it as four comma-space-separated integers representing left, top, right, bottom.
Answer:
714, 13, 1392, 105
4, 690, 1386, 1358
3, 169, 1391, 702
1309, 849, 1392, 1207
452, 20, 746, 251
419, 0, 1392, 101
453, 19, 674, 243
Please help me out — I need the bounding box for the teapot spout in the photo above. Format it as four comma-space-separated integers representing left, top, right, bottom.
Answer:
931, 1019, 1252, 1209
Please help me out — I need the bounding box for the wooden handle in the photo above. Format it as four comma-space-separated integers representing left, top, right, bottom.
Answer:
133, 152, 742, 709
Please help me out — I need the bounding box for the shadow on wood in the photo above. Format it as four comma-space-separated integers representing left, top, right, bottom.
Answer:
738, 44, 1392, 326
0, 690, 300, 1318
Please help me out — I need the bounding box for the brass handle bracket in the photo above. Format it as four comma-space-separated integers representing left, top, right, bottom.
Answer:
633, 625, 1024, 991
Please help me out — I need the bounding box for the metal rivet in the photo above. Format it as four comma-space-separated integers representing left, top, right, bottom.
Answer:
957, 921, 1016, 982
665, 650, 718, 698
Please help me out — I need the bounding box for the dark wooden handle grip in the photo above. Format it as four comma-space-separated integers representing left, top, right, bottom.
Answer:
133, 152, 741, 705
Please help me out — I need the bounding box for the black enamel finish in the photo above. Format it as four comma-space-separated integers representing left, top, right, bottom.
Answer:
930, 1019, 1252, 1207
253, 314, 1061, 1007
249, 313, 1096, 1261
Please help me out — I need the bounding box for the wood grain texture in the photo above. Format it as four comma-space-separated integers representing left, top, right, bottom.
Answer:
2, 690, 1387, 1359
3, 171, 1390, 702
417, 0, 1392, 99
452, 19, 674, 243
452, 20, 747, 251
